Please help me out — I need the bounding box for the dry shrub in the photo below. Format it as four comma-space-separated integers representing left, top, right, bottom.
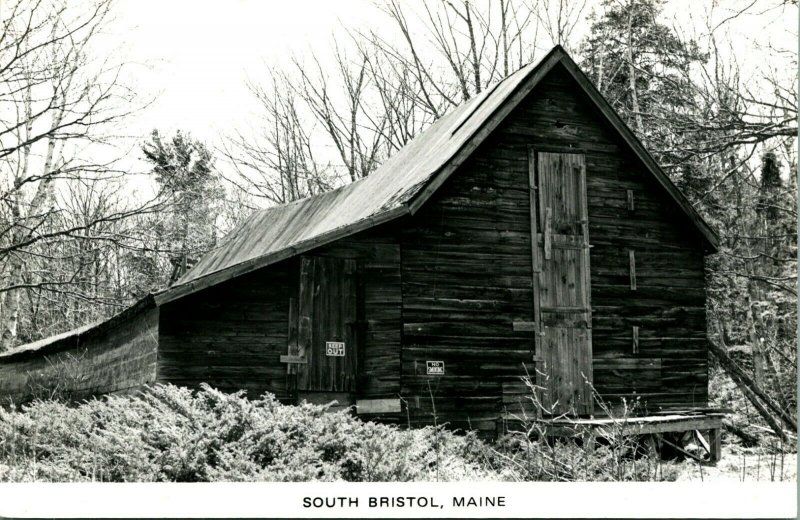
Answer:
493, 374, 679, 482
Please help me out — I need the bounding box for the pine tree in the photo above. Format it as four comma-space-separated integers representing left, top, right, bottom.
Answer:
580, 0, 710, 198
141, 130, 224, 285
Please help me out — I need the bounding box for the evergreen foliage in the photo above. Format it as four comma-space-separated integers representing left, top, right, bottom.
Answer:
140, 130, 225, 286
0, 385, 676, 482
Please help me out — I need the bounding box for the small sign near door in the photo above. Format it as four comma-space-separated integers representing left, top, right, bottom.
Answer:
325, 341, 345, 357
426, 361, 445, 375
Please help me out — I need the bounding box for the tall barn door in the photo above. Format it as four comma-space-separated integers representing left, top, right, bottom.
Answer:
530, 151, 593, 415
294, 256, 358, 392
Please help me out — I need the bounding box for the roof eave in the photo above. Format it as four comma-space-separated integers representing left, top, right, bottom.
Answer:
154, 204, 411, 306
404, 45, 719, 253
554, 49, 720, 253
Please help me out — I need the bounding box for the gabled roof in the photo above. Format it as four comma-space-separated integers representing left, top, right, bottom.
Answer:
158, 45, 718, 305
156, 53, 544, 304
5, 46, 719, 358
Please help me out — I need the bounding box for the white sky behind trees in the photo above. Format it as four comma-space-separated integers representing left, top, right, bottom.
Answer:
99, 0, 796, 179
113, 0, 375, 143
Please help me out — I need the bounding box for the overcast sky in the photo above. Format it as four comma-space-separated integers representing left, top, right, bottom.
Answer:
103, 0, 796, 166
114, 0, 377, 143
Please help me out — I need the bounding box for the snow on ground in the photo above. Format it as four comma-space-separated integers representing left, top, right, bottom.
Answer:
675, 444, 797, 482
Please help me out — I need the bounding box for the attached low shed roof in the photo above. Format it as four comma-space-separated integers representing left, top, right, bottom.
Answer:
0, 296, 156, 361
4, 45, 718, 358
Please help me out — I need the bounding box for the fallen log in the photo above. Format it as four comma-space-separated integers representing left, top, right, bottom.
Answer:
709, 337, 796, 433
724, 365, 789, 443
722, 419, 760, 447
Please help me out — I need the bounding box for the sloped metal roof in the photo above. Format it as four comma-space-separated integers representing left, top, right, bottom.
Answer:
172, 64, 533, 289
5, 46, 720, 356
166, 45, 719, 302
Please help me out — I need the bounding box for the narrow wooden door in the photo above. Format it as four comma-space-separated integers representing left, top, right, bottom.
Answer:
530, 151, 593, 415
296, 256, 358, 392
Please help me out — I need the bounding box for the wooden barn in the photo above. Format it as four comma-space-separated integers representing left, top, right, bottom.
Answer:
0, 47, 722, 443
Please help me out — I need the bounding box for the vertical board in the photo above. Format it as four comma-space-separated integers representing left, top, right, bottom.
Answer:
313, 231, 402, 400
534, 152, 593, 415
296, 256, 358, 392
528, 147, 543, 394
297, 257, 314, 390
286, 298, 299, 374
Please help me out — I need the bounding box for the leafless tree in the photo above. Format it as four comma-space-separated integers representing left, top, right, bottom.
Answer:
219, 73, 336, 205
223, 0, 543, 207
219, 46, 386, 205
290, 46, 387, 183
534, 0, 588, 50
368, 0, 539, 112
0, 0, 162, 349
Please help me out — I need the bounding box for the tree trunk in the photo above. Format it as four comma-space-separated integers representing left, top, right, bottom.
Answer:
747, 296, 766, 387
596, 40, 605, 93
722, 419, 760, 446
626, 1, 644, 133
0, 255, 23, 350
464, 1, 481, 94
709, 336, 796, 434
500, 0, 509, 77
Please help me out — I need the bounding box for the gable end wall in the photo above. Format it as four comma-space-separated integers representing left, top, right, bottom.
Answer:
399, 63, 708, 430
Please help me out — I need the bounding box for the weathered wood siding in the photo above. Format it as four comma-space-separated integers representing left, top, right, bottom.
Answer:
400, 123, 537, 432
313, 227, 402, 401
515, 65, 708, 411
158, 261, 298, 399
157, 225, 402, 403
0, 308, 159, 404
400, 62, 708, 429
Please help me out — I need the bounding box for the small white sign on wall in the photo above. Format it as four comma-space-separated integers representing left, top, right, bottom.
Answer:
426, 360, 445, 375
325, 341, 345, 357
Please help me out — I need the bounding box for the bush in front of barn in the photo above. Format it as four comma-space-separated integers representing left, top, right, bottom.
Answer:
0, 384, 501, 482
0, 384, 676, 482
